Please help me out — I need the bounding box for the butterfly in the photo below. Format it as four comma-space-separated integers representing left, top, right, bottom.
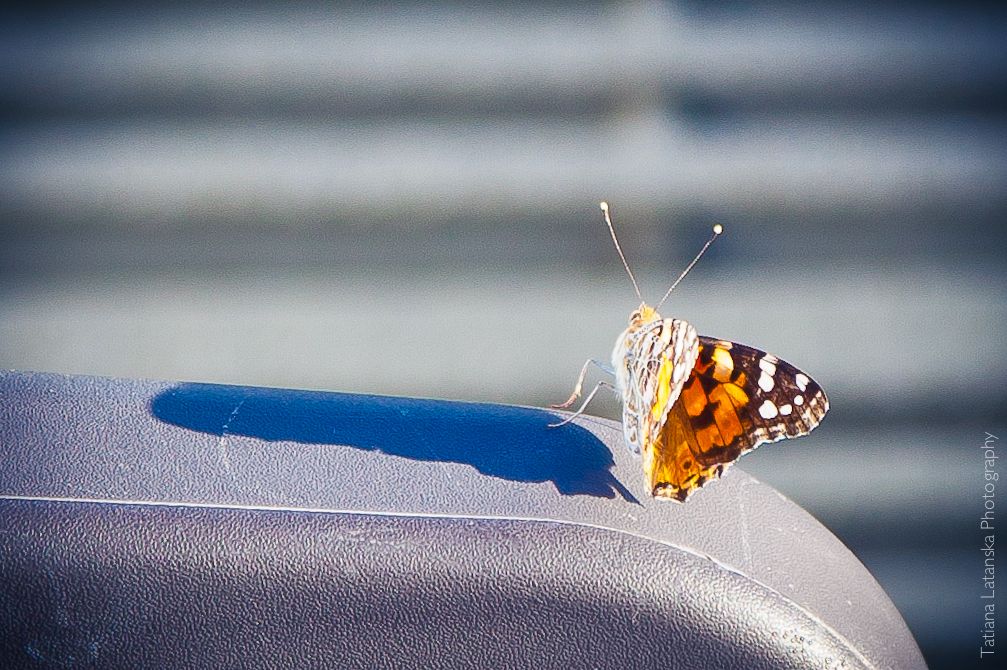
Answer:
551, 202, 829, 501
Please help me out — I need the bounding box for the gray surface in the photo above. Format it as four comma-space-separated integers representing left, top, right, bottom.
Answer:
0, 502, 868, 669
0, 370, 925, 669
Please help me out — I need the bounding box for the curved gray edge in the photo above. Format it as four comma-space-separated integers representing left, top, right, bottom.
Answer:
2, 499, 870, 670
0, 370, 926, 669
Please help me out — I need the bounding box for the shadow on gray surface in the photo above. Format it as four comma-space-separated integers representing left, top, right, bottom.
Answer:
151, 383, 638, 502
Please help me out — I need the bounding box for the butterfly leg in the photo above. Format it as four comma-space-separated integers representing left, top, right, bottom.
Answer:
547, 380, 615, 428
551, 358, 614, 409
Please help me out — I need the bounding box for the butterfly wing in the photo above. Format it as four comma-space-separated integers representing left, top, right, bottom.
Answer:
620, 396, 643, 455
644, 401, 728, 500
617, 318, 699, 456
645, 337, 829, 500
616, 318, 700, 485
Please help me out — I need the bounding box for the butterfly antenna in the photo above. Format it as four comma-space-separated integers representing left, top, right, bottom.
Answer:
600, 201, 642, 302
655, 223, 723, 311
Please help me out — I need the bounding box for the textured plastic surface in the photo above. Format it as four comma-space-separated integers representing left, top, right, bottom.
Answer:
0, 371, 925, 669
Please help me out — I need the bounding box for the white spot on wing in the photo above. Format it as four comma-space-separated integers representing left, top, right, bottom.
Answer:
759, 358, 777, 376
794, 395, 804, 406
779, 404, 793, 416
759, 400, 779, 419
796, 373, 809, 391
758, 372, 775, 392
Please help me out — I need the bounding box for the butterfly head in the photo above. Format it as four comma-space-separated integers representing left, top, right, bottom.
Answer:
629, 303, 662, 328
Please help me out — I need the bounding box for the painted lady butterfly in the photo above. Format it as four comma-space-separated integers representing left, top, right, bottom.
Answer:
552, 202, 829, 501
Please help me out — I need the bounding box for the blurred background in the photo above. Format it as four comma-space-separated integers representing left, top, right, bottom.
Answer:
1, 2, 1004, 666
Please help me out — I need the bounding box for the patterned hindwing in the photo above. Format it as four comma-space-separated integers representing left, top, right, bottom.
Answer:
631, 319, 699, 446
647, 337, 829, 500
629, 319, 702, 491
615, 318, 699, 456
620, 391, 643, 456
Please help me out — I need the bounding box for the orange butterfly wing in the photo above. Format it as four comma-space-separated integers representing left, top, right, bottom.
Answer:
644, 337, 829, 500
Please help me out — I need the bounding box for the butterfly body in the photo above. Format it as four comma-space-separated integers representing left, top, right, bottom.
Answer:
610, 301, 828, 501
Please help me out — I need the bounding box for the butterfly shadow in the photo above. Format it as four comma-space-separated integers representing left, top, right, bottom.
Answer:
150, 383, 638, 502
